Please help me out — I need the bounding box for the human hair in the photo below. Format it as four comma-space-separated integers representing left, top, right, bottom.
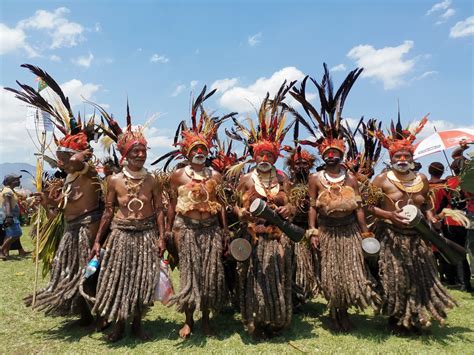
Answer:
428, 162, 444, 178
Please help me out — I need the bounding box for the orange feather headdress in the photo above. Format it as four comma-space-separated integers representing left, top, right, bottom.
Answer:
151, 86, 237, 170
375, 112, 429, 158
224, 81, 296, 177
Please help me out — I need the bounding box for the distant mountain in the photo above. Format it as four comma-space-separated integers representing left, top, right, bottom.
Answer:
0, 162, 36, 192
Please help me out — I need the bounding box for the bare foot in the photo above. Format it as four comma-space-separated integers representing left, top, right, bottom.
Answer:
339, 309, 352, 333
202, 322, 216, 337
106, 322, 125, 343
131, 325, 151, 341
77, 312, 94, 327
96, 317, 111, 332
19, 250, 31, 257
179, 323, 193, 339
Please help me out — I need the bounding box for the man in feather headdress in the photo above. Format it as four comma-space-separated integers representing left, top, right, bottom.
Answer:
291, 65, 380, 332
370, 115, 457, 333
6, 64, 103, 326
230, 81, 295, 338
84, 102, 165, 342
284, 128, 319, 307
154, 87, 235, 338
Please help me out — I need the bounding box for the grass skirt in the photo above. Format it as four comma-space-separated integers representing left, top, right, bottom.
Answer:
317, 214, 380, 310
168, 215, 227, 314
375, 221, 457, 328
238, 233, 293, 333
24, 211, 101, 315
92, 217, 158, 323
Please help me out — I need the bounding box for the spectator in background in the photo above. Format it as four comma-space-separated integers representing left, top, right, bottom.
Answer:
434, 157, 472, 292
0, 174, 29, 260
428, 162, 449, 281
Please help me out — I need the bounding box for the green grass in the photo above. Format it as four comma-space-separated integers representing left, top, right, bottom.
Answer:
1, 226, 473, 354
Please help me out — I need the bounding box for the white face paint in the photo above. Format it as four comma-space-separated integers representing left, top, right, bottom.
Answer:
392, 162, 411, 173
191, 154, 206, 165
257, 162, 272, 172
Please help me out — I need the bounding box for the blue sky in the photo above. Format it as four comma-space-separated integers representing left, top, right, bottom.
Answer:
0, 0, 473, 173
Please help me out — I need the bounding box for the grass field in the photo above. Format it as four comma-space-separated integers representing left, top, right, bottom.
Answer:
1, 227, 473, 354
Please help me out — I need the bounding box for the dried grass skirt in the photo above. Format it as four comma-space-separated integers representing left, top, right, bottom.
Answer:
375, 221, 457, 328
92, 217, 158, 323
238, 233, 293, 333
168, 215, 227, 314
24, 211, 101, 315
317, 214, 380, 310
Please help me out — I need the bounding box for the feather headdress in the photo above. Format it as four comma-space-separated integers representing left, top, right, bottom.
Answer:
5, 64, 98, 153
374, 107, 429, 158
290, 63, 363, 156
151, 86, 237, 169
227, 80, 296, 158
85, 98, 148, 165
283, 119, 316, 170
345, 117, 382, 177
224, 80, 296, 177
210, 139, 244, 174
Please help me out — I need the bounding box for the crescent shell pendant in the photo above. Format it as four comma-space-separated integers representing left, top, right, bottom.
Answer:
127, 197, 144, 212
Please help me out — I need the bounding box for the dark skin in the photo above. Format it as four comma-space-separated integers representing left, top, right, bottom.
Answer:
307, 148, 368, 332
35, 148, 102, 325
167, 144, 228, 339
1, 177, 29, 257
234, 150, 292, 221
369, 150, 435, 226
91, 144, 165, 342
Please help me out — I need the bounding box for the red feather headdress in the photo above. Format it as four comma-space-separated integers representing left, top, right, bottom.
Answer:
375, 113, 429, 158
151, 86, 237, 170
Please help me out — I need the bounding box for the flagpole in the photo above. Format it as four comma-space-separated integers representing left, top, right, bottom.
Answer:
32, 131, 46, 309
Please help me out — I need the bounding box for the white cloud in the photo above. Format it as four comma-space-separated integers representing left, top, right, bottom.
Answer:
211, 78, 239, 92
450, 16, 474, 38
248, 32, 262, 47
1, 78, 100, 163
145, 127, 174, 148
0, 88, 38, 163
49, 54, 61, 62
330, 64, 346, 72
18, 7, 84, 49
0, 23, 39, 57
72, 52, 94, 68
217, 67, 306, 112
57, 79, 100, 107
94, 22, 101, 32
426, 0, 451, 15
413, 70, 438, 81
436, 8, 456, 24
440, 8, 455, 20
190, 80, 198, 88
150, 53, 169, 63
408, 118, 472, 139
171, 84, 186, 97
347, 40, 417, 90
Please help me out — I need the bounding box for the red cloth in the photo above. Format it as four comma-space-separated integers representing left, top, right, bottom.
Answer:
443, 176, 464, 227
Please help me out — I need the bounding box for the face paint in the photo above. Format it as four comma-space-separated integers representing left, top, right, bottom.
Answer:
192, 154, 206, 165
392, 161, 411, 173
257, 161, 272, 172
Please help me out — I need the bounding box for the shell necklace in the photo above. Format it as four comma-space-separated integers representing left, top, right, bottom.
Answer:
123, 167, 147, 212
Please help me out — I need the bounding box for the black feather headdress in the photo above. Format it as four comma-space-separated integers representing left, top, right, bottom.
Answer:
290, 63, 363, 155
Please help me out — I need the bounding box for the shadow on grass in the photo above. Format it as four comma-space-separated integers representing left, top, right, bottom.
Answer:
32, 316, 182, 349
173, 301, 324, 349
318, 311, 474, 345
